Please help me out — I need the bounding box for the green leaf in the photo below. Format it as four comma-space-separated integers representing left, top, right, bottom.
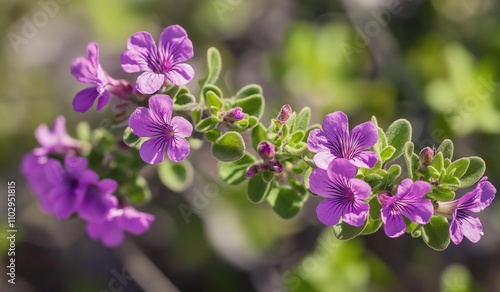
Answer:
295, 107, 311, 132
459, 157, 485, 188
364, 173, 384, 189
373, 126, 388, 157
361, 218, 382, 235
432, 187, 455, 201
333, 220, 367, 240
206, 90, 223, 109
262, 170, 275, 183
285, 142, 307, 155
266, 120, 282, 142
173, 93, 196, 111
446, 158, 470, 178
191, 107, 202, 125
200, 47, 221, 86
195, 116, 219, 132
403, 142, 415, 179
212, 131, 246, 162
234, 94, 264, 119
422, 216, 450, 251
218, 153, 257, 185
235, 84, 263, 100
380, 146, 396, 162
290, 131, 305, 144
247, 172, 273, 203
158, 160, 194, 192
266, 187, 304, 219
369, 197, 382, 220
123, 126, 140, 147
437, 139, 454, 160
385, 119, 412, 162
386, 164, 402, 185
431, 152, 444, 171
120, 176, 151, 204
251, 123, 267, 151
205, 129, 221, 142
303, 167, 313, 193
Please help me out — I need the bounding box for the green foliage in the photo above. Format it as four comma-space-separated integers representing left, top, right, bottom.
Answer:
234, 84, 263, 100
437, 139, 454, 160
199, 47, 222, 87
266, 186, 305, 219
233, 94, 264, 119
333, 220, 367, 240
195, 116, 219, 132
120, 176, 151, 204
251, 123, 267, 151
421, 216, 450, 251
247, 172, 273, 203
385, 119, 412, 162
459, 157, 485, 188
158, 160, 194, 192
212, 131, 246, 162
123, 126, 140, 147
218, 154, 257, 185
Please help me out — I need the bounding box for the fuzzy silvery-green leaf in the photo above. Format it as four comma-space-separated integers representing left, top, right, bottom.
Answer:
403, 142, 415, 179
218, 153, 257, 185
262, 170, 275, 183
205, 129, 221, 142
446, 158, 470, 178
385, 119, 412, 162
431, 152, 444, 172
285, 142, 307, 155
173, 93, 196, 111
234, 94, 264, 119
364, 173, 384, 189
437, 139, 454, 160
248, 172, 273, 203
290, 130, 305, 144
251, 123, 267, 151
295, 107, 311, 132
432, 187, 455, 201
158, 160, 194, 192
235, 84, 263, 100
212, 131, 246, 162
459, 157, 485, 188
422, 216, 450, 251
386, 164, 401, 185
195, 116, 219, 132
201, 84, 223, 104
369, 197, 382, 220
206, 90, 223, 109
266, 186, 304, 219
199, 47, 221, 86
361, 217, 382, 235
333, 220, 367, 240
303, 167, 313, 194
380, 146, 396, 162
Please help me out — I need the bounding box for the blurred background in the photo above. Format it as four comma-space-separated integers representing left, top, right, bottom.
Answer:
1, 0, 500, 291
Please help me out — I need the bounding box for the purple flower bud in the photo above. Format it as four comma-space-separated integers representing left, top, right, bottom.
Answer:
268, 160, 283, 174
257, 141, 275, 160
246, 164, 259, 178
276, 104, 292, 124
107, 80, 135, 100
419, 147, 434, 167
225, 107, 245, 123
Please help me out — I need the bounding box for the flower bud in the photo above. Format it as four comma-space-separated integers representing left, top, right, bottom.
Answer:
257, 141, 275, 160
419, 147, 434, 167
225, 107, 245, 123
246, 164, 259, 178
107, 79, 134, 99
268, 160, 283, 174
276, 104, 292, 124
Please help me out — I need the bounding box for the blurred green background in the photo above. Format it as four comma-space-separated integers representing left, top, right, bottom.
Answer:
2, 0, 500, 291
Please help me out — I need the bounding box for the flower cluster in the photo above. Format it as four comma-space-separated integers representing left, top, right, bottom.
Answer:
21, 24, 496, 250
307, 112, 496, 245
21, 117, 154, 247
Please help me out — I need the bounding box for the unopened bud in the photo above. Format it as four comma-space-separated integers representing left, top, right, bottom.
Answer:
276, 104, 292, 124
107, 79, 134, 99
225, 107, 245, 123
257, 141, 275, 160
246, 164, 259, 178
419, 147, 434, 167
268, 160, 283, 174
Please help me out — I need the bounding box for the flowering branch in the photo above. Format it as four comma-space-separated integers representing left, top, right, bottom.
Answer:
21, 25, 496, 251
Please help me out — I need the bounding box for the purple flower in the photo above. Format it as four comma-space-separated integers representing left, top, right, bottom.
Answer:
71, 42, 120, 112
121, 25, 194, 94
33, 116, 81, 156
436, 177, 496, 245
43, 156, 117, 220
21, 153, 54, 213
129, 94, 192, 164
378, 179, 433, 238
310, 159, 371, 227
307, 111, 378, 169
86, 207, 155, 247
